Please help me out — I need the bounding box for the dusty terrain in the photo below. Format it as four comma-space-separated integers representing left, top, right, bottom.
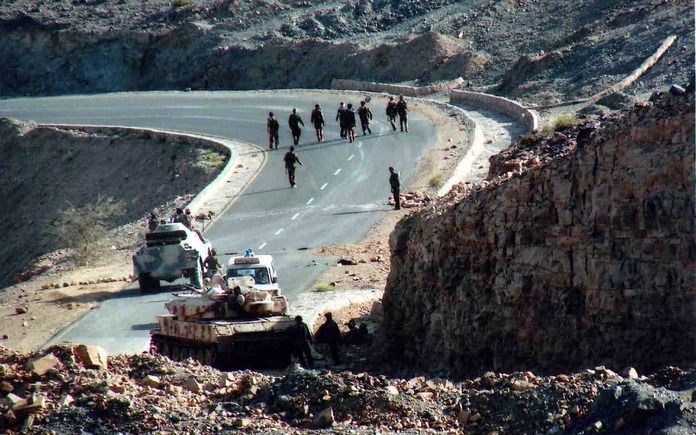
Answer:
0, 0, 692, 103
1, 343, 694, 433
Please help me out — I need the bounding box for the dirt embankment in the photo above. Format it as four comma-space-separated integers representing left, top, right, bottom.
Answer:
383, 88, 695, 377
0, 0, 692, 103
0, 119, 227, 352
0, 119, 226, 289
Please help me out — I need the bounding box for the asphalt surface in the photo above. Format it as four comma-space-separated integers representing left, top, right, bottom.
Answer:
0, 91, 439, 354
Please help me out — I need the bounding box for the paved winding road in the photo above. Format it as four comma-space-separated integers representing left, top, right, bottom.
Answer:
0, 91, 439, 353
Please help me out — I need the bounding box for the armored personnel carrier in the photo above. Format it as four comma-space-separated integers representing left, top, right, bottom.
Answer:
150, 270, 296, 368
132, 223, 212, 292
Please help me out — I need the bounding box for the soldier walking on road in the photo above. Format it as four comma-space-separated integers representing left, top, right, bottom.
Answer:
315, 312, 341, 365
292, 315, 314, 368
386, 96, 398, 131
284, 146, 303, 188
310, 104, 325, 143
267, 112, 280, 150
336, 102, 347, 139
357, 100, 373, 135
389, 166, 401, 210
343, 103, 357, 143
288, 108, 305, 146
396, 95, 409, 132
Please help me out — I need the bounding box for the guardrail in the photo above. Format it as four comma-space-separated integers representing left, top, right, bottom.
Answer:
331, 77, 465, 97
449, 90, 540, 133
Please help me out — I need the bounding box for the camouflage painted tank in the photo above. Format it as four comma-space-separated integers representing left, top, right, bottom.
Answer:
150, 275, 296, 368
132, 223, 212, 291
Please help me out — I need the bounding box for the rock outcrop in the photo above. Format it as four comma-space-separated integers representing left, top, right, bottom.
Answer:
383, 90, 695, 377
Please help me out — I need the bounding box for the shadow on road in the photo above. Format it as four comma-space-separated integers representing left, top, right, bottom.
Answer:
262, 130, 399, 153
240, 187, 291, 196
131, 322, 159, 331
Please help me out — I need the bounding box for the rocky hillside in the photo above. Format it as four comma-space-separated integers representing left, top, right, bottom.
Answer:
382, 88, 695, 377
0, 119, 226, 288
0, 0, 692, 102
1, 344, 694, 433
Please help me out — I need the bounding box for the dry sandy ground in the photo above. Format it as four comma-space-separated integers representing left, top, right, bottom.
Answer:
0, 95, 480, 353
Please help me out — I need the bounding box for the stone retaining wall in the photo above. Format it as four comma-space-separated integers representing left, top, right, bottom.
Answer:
450, 90, 540, 133
331, 78, 465, 97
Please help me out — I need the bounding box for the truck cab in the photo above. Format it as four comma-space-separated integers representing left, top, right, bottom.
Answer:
226, 254, 280, 296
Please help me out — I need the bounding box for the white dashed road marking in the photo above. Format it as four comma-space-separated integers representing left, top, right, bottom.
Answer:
274, 228, 284, 236
334, 168, 342, 176
306, 197, 314, 205
258, 242, 267, 250
347, 154, 354, 161
291, 212, 300, 220
320, 183, 328, 190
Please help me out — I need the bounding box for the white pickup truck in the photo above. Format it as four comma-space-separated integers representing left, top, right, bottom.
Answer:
226, 253, 281, 296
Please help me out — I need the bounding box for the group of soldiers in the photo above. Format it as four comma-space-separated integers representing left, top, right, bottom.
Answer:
273, 96, 407, 200
267, 95, 410, 150
292, 312, 372, 368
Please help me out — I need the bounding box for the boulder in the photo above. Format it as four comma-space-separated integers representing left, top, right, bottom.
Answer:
313, 407, 335, 428
184, 376, 203, 393
74, 344, 108, 369
141, 375, 161, 388
385, 385, 399, 396
26, 353, 61, 376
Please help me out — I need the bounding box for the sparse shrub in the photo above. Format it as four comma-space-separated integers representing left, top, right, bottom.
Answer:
428, 174, 444, 188
199, 150, 227, 169
48, 195, 124, 264
551, 114, 580, 131
171, 0, 192, 8
518, 133, 542, 147
314, 283, 335, 292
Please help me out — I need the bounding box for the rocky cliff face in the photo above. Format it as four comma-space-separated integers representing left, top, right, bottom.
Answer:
383, 90, 695, 377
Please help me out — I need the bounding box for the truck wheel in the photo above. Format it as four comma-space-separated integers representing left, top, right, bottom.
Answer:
138, 273, 153, 292
138, 273, 160, 292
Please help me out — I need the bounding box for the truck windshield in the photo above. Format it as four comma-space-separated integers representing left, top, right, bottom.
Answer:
228, 267, 270, 284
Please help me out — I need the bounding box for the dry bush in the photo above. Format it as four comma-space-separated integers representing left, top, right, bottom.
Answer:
48, 195, 124, 264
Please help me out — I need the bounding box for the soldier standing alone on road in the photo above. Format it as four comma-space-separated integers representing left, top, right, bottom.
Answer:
396, 95, 408, 132
292, 315, 314, 368
336, 102, 347, 139
310, 104, 325, 143
389, 166, 401, 210
267, 112, 280, 150
283, 146, 303, 188
288, 108, 305, 146
357, 100, 373, 135
386, 96, 398, 131
315, 312, 341, 365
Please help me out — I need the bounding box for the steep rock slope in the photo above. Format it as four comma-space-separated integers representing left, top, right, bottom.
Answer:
383, 89, 695, 377
0, 0, 692, 100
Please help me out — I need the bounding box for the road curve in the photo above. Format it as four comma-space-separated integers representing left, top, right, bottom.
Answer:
0, 91, 439, 354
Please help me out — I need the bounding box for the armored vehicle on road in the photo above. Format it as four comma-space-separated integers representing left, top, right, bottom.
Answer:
133, 223, 212, 292
150, 258, 295, 368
